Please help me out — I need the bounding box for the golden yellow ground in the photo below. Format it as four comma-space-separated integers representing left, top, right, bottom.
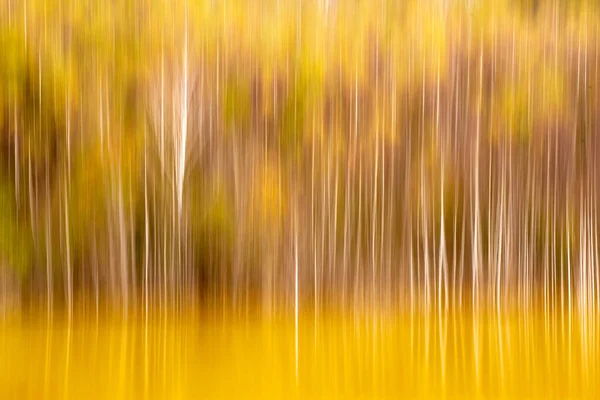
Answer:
1, 305, 599, 399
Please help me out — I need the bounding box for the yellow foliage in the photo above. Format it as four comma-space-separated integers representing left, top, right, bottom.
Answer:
253, 161, 285, 225
496, 63, 566, 141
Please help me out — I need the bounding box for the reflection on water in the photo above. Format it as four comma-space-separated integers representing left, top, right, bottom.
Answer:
1, 306, 599, 399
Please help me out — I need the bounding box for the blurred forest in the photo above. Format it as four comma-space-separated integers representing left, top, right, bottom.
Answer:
1, 0, 600, 314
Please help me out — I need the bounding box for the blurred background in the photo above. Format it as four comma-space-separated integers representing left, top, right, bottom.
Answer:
1, 0, 600, 398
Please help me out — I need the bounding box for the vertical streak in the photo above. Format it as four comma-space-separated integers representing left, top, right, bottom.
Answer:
294, 209, 299, 385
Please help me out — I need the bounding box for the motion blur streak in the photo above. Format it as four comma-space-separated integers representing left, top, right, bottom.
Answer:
1, 0, 600, 398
